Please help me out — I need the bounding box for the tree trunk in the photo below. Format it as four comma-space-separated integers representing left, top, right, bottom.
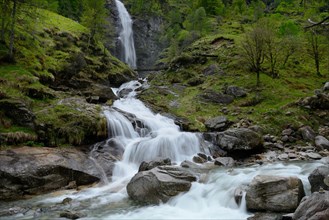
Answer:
9, 0, 17, 61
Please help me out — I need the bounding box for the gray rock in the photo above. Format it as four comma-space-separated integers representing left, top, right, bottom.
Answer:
203, 64, 224, 76
315, 136, 329, 150
234, 187, 244, 206
298, 126, 316, 141
193, 155, 207, 164
60, 210, 86, 219
246, 175, 305, 212
278, 154, 289, 161
127, 166, 197, 204
204, 116, 233, 132
138, 158, 172, 172
199, 90, 234, 104
216, 128, 263, 152
306, 152, 322, 160
247, 213, 283, 220
0, 147, 105, 200
293, 191, 329, 220
214, 157, 235, 167
308, 166, 329, 192
282, 129, 293, 136
226, 86, 247, 98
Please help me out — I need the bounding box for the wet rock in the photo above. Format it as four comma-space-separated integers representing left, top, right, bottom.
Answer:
0, 147, 103, 201
204, 116, 233, 132
306, 152, 322, 160
247, 212, 283, 220
225, 86, 247, 98
293, 191, 329, 220
127, 166, 197, 204
193, 155, 207, 164
138, 158, 172, 172
85, 84, 117, 104
205, 128, 263, 154
246, 175, 305, 212
234, 187, 244, 206
308, 166, 329, 192
0, 206, 30, 217
315, 136, 329, 150
282, 213, 294, 220
60, 210, 86, 219
298, 126, 316, 141
214, 157, 235, 167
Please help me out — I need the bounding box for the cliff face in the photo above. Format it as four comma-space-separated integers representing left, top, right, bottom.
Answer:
106, 0, 167, 71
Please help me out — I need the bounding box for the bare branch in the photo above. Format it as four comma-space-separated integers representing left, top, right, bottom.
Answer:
305, 16, 329, 29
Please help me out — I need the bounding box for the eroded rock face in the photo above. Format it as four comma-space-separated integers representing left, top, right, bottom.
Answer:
246, 175, 305, 213
293, 191, 329, 220
126, 166, 197, 204
308, 166, 329, 192
0, 147, 109, 201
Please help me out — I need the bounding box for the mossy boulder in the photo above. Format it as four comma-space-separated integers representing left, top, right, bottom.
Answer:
35, 97, 107, 146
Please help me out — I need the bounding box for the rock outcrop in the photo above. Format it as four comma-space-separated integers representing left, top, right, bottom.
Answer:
127, 166, 197, 204
308, 165, 329, 192
293, 191, 329, 220
0, 147, 117, 200
246, 175, 305, 213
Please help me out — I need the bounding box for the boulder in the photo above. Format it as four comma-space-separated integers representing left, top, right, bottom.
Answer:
126, 166, 197, 204
214, 157, 235, 167
138, 158, 172, 172
246, 175, 305, 212
0, 147, 112, 200
323, 82, 329, 91
298, 126, 316, 141
226, 86, 247, 98
204, 116, 233, 132
315, 136, 329, 150
308, 166, 329, 192
0, 99, 35, 128
293, 191, 329, 220
199, 90, 234, 104
203, 64, 224, 76
60, 210, 87, 219
208, 128, 263, 153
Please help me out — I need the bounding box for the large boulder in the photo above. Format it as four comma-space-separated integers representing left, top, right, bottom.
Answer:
138, 158, 172, 172
0, 146, 116, 200
298, 126, 316, 141
204, 116, 233, 132
308, 166, 329, 192
293, 191, 329, 220
199, 90, 234, 104
204, 128, 263, 154
246, 175, 305, 213
315, 136, 329, 151
126, 166, 197, 204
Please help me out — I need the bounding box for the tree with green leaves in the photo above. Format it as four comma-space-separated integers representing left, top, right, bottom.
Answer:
81, 0, 107, 47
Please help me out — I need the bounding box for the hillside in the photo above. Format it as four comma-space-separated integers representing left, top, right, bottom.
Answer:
0, 7, 136, 147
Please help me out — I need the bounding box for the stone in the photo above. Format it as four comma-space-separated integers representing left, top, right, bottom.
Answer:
246, 175, 305, 212
199, 90, 234, 104
126, 166, 197, 204
204, 116, 233, 132
0, 99, 35, 128
293, 191, 329, 220
282, 213, 294, 220
278, 153, 289, 161
315, 136, 329, 150
193, 155, 207, 164
306, 152, 322, 160
215, 128, 263, 152
298, 126, 316, 141
138, 158, 172, 172
203, 64, 224, 76
214, 157, 235, 167
0, 147, 109, 200
234, 187, 244, 206
282, 129, 293, 136
226, 86, 247, 98
247, 213, 283, 220
60, 210, 86, 219
308, 166, 329, 192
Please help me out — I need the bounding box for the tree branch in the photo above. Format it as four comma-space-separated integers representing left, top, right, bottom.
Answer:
305, 16, 329, 29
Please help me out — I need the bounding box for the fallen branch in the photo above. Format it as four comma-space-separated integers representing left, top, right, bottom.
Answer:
305, 16, 329, 29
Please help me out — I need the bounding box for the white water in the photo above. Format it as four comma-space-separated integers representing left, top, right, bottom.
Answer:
115, 0, 137, 68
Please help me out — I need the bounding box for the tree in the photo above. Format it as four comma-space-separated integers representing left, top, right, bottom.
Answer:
81, 0, 107, 47
241, 25, 266, 85
306, 28, 326, 76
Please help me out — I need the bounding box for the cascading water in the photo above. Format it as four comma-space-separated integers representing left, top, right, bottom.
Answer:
115, 0, 137, 68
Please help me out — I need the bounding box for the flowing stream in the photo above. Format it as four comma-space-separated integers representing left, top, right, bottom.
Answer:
0, 80, 327, 220
115, 0, 137, 68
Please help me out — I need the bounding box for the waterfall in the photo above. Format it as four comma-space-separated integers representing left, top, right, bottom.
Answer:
115, 0, 137, 69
